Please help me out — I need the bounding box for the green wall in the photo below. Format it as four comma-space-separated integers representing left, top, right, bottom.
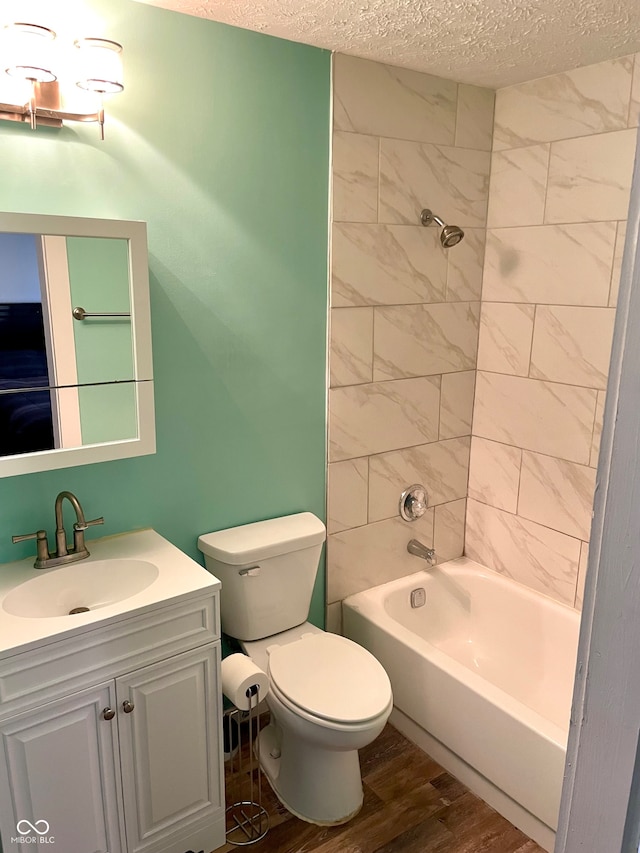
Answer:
0, 0, 330, 625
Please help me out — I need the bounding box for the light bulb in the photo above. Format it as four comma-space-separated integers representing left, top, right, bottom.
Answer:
4, 22, 57, 83
75, 38, 123, 94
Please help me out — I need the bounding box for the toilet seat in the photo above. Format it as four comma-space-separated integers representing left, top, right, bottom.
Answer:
267, 632, 392, 725
268, 678, 392, 735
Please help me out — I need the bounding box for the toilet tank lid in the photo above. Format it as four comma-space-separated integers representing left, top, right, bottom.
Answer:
198, 512, 326, 565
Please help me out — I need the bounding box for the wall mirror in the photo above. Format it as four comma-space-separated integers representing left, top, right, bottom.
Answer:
0, 212, 154, 477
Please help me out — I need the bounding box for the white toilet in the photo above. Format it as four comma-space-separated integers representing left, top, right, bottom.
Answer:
198, 512, 392, 826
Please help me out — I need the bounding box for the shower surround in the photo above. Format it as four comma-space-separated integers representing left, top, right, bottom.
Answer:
467, 55, 640, 608
327, 51, 640, 624
327, 54, 493, 629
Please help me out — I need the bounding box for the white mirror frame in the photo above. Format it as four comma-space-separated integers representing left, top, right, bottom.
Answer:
0, 211, 155, 477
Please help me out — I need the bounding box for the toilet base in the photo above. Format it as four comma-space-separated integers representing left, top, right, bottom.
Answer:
256, 721, 364, 826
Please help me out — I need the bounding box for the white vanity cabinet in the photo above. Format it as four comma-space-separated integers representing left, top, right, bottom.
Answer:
0, 681, 124, 852
0, 590, 225, 853
117, 644, 222, 853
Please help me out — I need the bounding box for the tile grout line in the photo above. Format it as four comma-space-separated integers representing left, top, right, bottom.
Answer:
541, 140, 552, 225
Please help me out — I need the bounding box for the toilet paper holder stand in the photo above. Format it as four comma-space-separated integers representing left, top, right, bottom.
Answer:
224, 683, 270, 846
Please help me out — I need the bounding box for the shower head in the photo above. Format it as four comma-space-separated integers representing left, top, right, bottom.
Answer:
420, 208, 465, 248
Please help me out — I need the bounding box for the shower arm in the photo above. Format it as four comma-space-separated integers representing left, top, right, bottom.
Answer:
419, 207, 465, 248
420, 209, 445, 228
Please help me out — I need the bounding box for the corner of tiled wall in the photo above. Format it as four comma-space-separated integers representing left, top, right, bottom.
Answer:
326, 53, 495, 632
467, 53, 640, 610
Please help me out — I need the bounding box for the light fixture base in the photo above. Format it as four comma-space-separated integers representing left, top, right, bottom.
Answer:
0, 80, 100, 128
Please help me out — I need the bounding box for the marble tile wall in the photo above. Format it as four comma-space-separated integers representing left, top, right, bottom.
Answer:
327, 53, 494, 630
467, 54, 640, 609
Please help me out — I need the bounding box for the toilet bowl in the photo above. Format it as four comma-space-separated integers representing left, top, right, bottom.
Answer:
197, 512, 393, 825
242, 623, 392, 825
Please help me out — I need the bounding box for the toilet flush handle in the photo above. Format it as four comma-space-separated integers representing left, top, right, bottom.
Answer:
239, 565, 261, 577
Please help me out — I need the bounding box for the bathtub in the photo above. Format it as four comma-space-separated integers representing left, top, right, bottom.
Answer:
342, 557, 580, 852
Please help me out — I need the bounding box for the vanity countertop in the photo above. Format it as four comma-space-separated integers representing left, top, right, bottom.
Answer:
0, 528, 220, 659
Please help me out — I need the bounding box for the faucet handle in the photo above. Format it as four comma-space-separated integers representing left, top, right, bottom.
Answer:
12, 530, 51, 567
72, 517, 104, 557
12, 530, 45, 544
73, 517, 105, 532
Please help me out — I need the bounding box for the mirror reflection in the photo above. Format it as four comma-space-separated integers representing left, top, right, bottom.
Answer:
0, 231, 136, 457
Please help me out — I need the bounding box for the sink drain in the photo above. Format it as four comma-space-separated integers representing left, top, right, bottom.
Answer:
69, 606, 91, 615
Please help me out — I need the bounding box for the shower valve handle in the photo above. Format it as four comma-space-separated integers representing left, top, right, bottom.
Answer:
399, 485, 428, 521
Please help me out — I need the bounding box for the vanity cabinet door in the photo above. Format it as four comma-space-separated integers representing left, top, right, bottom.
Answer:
116, 642, 224, 853
0, 681, 125, 853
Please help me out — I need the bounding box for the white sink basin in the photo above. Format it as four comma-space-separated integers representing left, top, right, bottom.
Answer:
0, 529, 221, 656
2, 558, 159, 618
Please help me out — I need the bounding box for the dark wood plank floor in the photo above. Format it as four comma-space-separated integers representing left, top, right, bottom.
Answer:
216, 722, 545, 853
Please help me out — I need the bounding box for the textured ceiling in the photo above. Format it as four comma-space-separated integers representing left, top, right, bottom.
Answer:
134, 0, 640, 88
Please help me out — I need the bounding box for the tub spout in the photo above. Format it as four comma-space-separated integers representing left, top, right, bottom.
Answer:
407, 539, 436, 566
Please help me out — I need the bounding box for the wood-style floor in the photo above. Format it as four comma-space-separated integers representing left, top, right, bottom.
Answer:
216, 722, 545, 853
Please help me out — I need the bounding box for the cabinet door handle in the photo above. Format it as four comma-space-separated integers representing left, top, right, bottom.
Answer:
122, 700, 135, 714
103, 707, 116, 721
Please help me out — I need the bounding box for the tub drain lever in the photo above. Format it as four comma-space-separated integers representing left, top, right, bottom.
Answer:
410, 588, 426, 608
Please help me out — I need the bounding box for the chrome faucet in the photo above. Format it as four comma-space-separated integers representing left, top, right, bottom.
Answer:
12, 491, 104, 569
407, 539, 437, 566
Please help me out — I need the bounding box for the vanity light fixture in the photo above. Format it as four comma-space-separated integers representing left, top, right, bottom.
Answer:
0, 22, 124, 138
4, 23, 57, 131
75, 38, 124, 140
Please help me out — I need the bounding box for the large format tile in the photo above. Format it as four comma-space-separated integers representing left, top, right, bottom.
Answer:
439, 371, 476, 439
477, 303, 535, 376
455, 84, 495, 151
446, 227, 485, 302
333, 54, 457, 144
368, 437, 471, 521
590, 390, 606, 468
576, 542, 589, 609
434, 499, 466, 562
373, 302, 479, 379
327, 513, 434, 602
483, 223, 617, 306
328, 458, 369, 534
468, 436, 522, 513
529, 306, 616, 390
545, 129, 637, 223
487, 145, 550, 228
325, 601, 343, 635
329, 377, 441, 461
629, 53, 640, 127
331, 223, 447, 307
473, 372, 597, 464
333, 131, 379, 223
465, 499, 581, 605
609, 221, 628, 308
518, 451, 596, 541
330, 307, 373, 387
493, 57, 634, 150
379, 139, 490, 226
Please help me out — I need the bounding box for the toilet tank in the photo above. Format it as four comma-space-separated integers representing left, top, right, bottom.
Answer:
197, 512, 326, 641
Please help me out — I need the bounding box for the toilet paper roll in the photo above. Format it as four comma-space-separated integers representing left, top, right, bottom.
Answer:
221, 653, 269, 710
